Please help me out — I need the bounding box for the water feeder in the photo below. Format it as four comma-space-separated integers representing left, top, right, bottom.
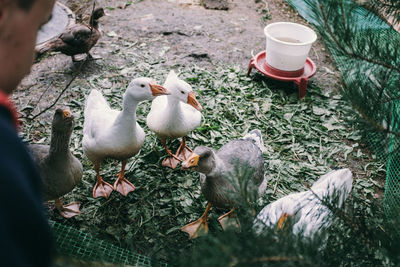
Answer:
248, 22, 317, 98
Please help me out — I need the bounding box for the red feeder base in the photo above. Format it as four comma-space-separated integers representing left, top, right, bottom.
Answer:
247, 51, 316, 98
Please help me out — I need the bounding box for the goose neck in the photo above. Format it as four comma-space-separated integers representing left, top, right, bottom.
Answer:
166, 95, 183, 111
90, 15, 100, 29
207, 155, 224, 177
119, 94, 139, 123
49, 130, 71, 156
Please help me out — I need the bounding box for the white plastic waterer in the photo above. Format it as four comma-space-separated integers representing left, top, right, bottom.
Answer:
264, 22, 317, 72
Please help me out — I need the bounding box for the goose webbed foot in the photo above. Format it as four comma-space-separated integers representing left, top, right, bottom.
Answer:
218, 208, 240, 231
92, 176, 113, 199
181, 203, 212, 239
175, 137, 193, 161
113, 160, 135, 196
55, 199, 81, 218
162, 156, 181, 169
113, 176, 135, 196
161, 139, 183, 169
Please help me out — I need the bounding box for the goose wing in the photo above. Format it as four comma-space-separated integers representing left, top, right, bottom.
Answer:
83, 89, 119, 141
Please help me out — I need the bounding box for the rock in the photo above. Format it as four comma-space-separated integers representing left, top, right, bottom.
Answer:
187, 52, 209, 59
201, 0, 229, 10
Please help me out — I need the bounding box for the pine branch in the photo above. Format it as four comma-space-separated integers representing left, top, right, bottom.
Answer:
318, 3, 350, 54
308, 188, 374, 248
319, 1, 400, 73
361, 0, 400, 30
340, 81, 400, 137
234, 256, 312, 266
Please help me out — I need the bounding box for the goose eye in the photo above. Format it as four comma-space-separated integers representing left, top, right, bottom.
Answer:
140, 84, 145, 88
180, 90, 185, 94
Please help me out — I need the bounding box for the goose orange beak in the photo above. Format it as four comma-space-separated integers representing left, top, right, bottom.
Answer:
181, 153, 200, 170
62, 110, 71, 119
187, 92, 202, 111
277, 213, 290, 230
150, 83, 170, 96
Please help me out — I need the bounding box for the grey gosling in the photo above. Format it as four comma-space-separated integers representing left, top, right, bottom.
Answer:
181, 129, 267, 238
29, 109, 83, 218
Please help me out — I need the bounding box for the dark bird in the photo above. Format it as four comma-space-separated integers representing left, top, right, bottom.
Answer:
181, 129, 267, 238
29, 109, 83, 218
36, 7, 105, 61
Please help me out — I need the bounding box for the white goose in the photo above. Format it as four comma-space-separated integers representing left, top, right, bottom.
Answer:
253, 168, 353, 238
83, 77, 169, 198
146, 70, 202, 169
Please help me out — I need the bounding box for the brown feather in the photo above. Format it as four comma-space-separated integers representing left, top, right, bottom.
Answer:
35, 7, 104, 59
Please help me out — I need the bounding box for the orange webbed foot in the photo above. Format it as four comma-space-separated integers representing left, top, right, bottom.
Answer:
59, 202, 81, 218
181, 217, 209, 239
113, 176, 135, 196
55, 199, 81, 218
175, 145, 192, 161
175, 137, 193, 161
162, 156, 181, 169
181, 203, 212, 239
92, 177, 113, 199
218, 208, 240, 231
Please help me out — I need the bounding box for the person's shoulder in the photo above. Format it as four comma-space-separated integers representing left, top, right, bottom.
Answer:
0, 109, 25, 153
0, 106, 18, 139
0, 113, 54, 267
0, 109, 42, 190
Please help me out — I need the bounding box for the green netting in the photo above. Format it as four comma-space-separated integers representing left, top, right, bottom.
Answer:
385, 104, 400, 224
49, 220, 167, 266
286, 0, 400, 235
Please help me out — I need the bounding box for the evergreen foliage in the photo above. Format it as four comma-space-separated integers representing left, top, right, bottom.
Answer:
287, 0, 400, 160
362, 0, 400, 28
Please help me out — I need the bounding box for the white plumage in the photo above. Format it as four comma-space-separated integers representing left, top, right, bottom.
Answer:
83, 89, 145, 163
254, 168, 353, 238
146, 70, 202, 168
147, 70, 201, 138
82, 77, 169, 198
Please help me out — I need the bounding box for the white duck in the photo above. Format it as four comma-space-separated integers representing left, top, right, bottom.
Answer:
253, 168, 353, 238
146, 70, 202, 169
83, 77, 169, 199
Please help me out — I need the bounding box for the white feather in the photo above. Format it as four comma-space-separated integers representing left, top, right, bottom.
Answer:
82, 78, 158, 165
254, 168, 353, 238
146, 71, 201, 139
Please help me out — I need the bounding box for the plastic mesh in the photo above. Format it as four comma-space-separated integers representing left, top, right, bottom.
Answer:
49, 220, 167, 266
286, 0, 400, 235
385, 104, 400, 226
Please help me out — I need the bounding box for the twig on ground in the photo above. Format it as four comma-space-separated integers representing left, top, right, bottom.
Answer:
27, 59, 88, 121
